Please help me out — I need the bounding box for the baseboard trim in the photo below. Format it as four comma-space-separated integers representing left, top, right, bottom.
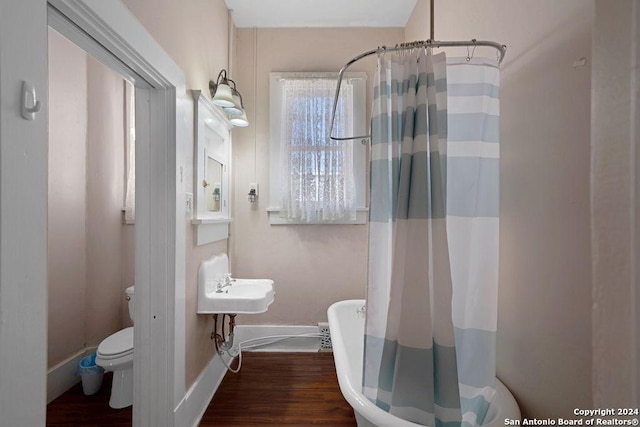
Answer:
47, 346, 97, 404
173, 353, 228, 427
234, 325, 320, 352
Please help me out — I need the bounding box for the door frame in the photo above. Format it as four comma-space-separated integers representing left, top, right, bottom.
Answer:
0, 1, 50, 425
48, 1, 188, 425
0, 0, 186, 424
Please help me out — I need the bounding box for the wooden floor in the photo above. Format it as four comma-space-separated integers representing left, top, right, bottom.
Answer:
46, 352, 357, 426
46, 372, 132, 426
202, 352, 357, 426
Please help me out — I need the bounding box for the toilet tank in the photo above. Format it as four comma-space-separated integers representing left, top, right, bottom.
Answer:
125, 286, 135, 323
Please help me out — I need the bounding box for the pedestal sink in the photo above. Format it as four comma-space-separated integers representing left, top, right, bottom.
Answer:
197, 254, 275, 314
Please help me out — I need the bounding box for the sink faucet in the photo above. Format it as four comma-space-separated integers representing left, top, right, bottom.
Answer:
215, 273, 233, 293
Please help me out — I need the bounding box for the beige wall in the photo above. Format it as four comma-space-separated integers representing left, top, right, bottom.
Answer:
48, 29, 130, 368
85, 56, 128, 345
113, 0, 619, 412
122, 0, 229, 93
229, 27, 404, 326
48, 29, 88, 367
407, 0, 594, 417
404, 0, 428, 42
121, 0, 230, 390
118, 0, 403, 387
591, 0, 638, 407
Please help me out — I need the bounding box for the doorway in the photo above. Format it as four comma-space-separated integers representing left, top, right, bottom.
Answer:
46, 26, 136, 409
45, 2, 185, 424
0, 1, 186, 425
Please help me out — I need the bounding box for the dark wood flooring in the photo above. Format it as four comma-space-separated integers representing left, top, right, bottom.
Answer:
203, 352, 357, 426
46, 372, 132, 426
46, 352, 357, 426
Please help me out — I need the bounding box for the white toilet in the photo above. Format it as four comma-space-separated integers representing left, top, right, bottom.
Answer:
96, 285, 135, 409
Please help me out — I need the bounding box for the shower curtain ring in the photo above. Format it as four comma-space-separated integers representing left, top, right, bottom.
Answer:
466, 44, 477, 62
466, 39, 478, 62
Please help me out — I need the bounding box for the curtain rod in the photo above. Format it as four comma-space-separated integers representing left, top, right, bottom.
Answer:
329, 39, 507, 142
272, 71, 366, 81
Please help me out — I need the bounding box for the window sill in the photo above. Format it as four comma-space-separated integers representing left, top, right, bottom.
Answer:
191, 218, 233, 245
266, 208, 368, 225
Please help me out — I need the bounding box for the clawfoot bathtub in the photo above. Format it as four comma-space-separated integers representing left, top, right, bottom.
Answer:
328, 299, 521, 427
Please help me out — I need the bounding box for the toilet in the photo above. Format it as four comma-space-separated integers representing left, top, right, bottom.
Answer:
96, 285, 135, 409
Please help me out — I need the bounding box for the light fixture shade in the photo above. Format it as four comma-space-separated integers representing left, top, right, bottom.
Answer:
212, 83, 234, 107
230, 109, 249, 127
223, 93, 243, 115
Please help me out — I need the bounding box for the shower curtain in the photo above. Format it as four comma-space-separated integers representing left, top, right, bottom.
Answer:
364, 50, 500, 427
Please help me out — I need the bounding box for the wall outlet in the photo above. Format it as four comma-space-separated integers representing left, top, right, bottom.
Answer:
249, 182, 258, 197
318, 322, 332, 351
248, 182, 259, 203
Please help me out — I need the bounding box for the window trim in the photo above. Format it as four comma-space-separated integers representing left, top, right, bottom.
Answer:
268, 71, 368, 225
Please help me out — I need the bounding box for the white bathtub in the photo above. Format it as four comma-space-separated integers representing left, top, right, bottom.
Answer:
328, 299, 521, 427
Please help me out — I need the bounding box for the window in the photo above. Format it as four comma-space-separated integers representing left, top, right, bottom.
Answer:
269, 72, 367, 224
123, 81, 135, 224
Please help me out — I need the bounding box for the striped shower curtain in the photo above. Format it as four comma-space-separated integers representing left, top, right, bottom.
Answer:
364, 50, 500, 427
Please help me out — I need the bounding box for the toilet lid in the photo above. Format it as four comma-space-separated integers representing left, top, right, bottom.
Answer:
97, 327, 134, 357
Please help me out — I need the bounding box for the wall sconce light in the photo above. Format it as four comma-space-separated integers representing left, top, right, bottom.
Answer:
222, 79, 242, 116
209, 70, 234, 107
210, 70, 249, 127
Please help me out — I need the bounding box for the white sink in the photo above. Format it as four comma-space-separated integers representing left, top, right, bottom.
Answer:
197, 254, 275, 314
198, 278, 275, 314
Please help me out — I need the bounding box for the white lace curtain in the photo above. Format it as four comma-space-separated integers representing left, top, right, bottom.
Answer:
279, 77, 356, 223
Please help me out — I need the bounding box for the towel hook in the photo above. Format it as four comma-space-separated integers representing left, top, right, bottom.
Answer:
21, 80, 41, 121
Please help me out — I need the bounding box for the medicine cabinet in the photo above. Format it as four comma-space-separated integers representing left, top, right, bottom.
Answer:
191, 90, 232, 245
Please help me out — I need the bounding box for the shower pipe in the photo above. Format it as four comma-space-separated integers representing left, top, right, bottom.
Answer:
328, 38, 507, 142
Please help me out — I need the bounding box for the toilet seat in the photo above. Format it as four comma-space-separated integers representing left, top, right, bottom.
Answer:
97, 327, 133, 360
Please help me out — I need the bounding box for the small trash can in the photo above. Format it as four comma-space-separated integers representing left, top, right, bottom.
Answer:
76, 353, 104, 396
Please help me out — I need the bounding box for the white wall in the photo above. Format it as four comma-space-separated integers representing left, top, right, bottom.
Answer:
591, 0, 639, 408
406, 0, 593, 417
0, 2, 49, 424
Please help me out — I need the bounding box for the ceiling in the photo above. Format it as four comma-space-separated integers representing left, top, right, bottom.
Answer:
224, 0, 418, 28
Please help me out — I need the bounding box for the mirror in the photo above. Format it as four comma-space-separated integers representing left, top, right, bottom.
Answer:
191, 90, 232, 245
205, 157, 223, 212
